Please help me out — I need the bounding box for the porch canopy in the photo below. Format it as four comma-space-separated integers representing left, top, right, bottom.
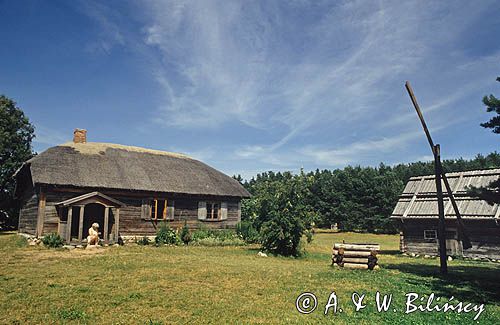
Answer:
56, 192, 125, 243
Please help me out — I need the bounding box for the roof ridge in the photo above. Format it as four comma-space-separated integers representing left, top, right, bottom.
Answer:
408, 168, 500, 180
59, 142, 193, 159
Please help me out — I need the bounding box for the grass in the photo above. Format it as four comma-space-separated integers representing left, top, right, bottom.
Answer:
0, 232, 498, 324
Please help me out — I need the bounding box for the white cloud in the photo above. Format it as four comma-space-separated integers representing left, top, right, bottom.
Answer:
79, 0, 500, 174
77, 0, 125, 54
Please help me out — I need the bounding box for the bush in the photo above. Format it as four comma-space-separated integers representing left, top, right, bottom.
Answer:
236, 220, 259, 243
260, 217, 303, 257
180, 221, 192, 245
191, 226, 244, 246
305, 229, 313, 243
258, 172, 315, 257
136, 236, 150, 246
155, 223, 180, 245
194, 237, 246, 246
41, 233, 64, 248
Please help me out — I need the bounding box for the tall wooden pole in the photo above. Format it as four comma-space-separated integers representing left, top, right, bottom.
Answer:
434, 145, 448, 274
405, 80, 472, 254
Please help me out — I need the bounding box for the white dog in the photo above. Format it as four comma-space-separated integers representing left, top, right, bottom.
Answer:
87, 223, 100, 246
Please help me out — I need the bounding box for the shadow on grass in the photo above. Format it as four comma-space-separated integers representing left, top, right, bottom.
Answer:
385, 262, 500, 304
380, 249, 400, 255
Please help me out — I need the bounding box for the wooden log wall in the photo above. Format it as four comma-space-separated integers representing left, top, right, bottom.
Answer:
43, 191, 75, 236
462, 220, 500, 260
18, 192, 38, 235
37, 187, 242, 238
401, 219, 500, 259
117, 197, 241, 236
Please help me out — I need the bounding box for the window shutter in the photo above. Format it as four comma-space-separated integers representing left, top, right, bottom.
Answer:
167, 200, 175, 220
141, 199, 151, 219
198, 201, 207, 220
237, 202, 241, 221
221, 202, 228, 220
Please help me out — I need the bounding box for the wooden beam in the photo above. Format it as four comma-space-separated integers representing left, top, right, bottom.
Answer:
78, 205, 85, 242
104, 207, 109, 244
440, 168, 472, 250
115, 208, 120, 241
402, 176, 425, 218
434, 145, 447, 275
36, 190, 46, 237
66, 207, 73, 243
405, 81, 435, 149
443, 173, 463, 215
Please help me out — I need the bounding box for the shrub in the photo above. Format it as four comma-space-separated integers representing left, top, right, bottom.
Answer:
259, 172, 316, 257
194, 237, 246, 246
191, 224, 211, 241
41, 233, 64, 248
180, 221, 192, 245
305, 229, 314, 243
236, 220, 260, 243
155, 223, 179, 245
191, 227, 244, 246
136, 236, 150, 246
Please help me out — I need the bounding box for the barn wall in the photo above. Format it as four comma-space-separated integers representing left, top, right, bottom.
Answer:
42, 188, 242, 238
401, 220, 439, 255
18, 191, 38, 235
401, 219, 500, 259
462, 220, 500, 260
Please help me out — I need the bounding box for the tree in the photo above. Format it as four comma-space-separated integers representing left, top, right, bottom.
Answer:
258, 170, 316, 256
470, 77, 500, 204
480, 77, 500, 133
0, 95, 35, 229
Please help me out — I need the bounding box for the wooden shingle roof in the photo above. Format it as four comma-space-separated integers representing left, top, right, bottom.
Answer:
391, 169, 500, 220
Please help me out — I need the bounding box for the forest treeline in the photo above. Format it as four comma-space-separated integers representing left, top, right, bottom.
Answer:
236, 152, 500, 234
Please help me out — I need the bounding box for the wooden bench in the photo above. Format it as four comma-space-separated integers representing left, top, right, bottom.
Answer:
332, 242, 380, 270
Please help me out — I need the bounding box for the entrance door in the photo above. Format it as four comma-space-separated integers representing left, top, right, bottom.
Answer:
445, 228, 463, 256
83, 203, 115, 243
84, 203, 105, 241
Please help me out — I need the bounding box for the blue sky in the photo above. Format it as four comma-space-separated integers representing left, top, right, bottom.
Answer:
1, 0, 499, 179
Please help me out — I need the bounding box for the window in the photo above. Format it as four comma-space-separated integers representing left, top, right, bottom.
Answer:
198, 201, 228, 221
206, 202, 221, 220
424, 230, 437, 240
150, 199, 174, 220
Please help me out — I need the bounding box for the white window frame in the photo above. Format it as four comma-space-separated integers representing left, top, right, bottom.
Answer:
424, 230, 437, 240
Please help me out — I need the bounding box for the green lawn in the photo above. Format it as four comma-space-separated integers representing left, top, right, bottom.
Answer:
0, 232, 498, 324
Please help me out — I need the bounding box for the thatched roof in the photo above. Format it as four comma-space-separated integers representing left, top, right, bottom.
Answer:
391, 169, 500, 220
20, 142, 250, 198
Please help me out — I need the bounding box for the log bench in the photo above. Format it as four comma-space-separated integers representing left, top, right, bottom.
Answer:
332, 242, 380, 270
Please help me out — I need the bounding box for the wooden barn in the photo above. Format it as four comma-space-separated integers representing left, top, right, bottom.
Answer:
14, 129, 250, 244
391, 168, 500, 260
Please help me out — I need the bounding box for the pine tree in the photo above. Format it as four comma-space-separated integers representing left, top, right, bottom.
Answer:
471, 76, 500, 203
480, 77, 500, 133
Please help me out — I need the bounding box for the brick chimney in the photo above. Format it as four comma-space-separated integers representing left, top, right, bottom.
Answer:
73, 128, 87, 143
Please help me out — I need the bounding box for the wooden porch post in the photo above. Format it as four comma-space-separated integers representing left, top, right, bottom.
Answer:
66, 207, 73, 243
115, 208, 120, 242
78, 205, 85, 242
104, 207, 109, 244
